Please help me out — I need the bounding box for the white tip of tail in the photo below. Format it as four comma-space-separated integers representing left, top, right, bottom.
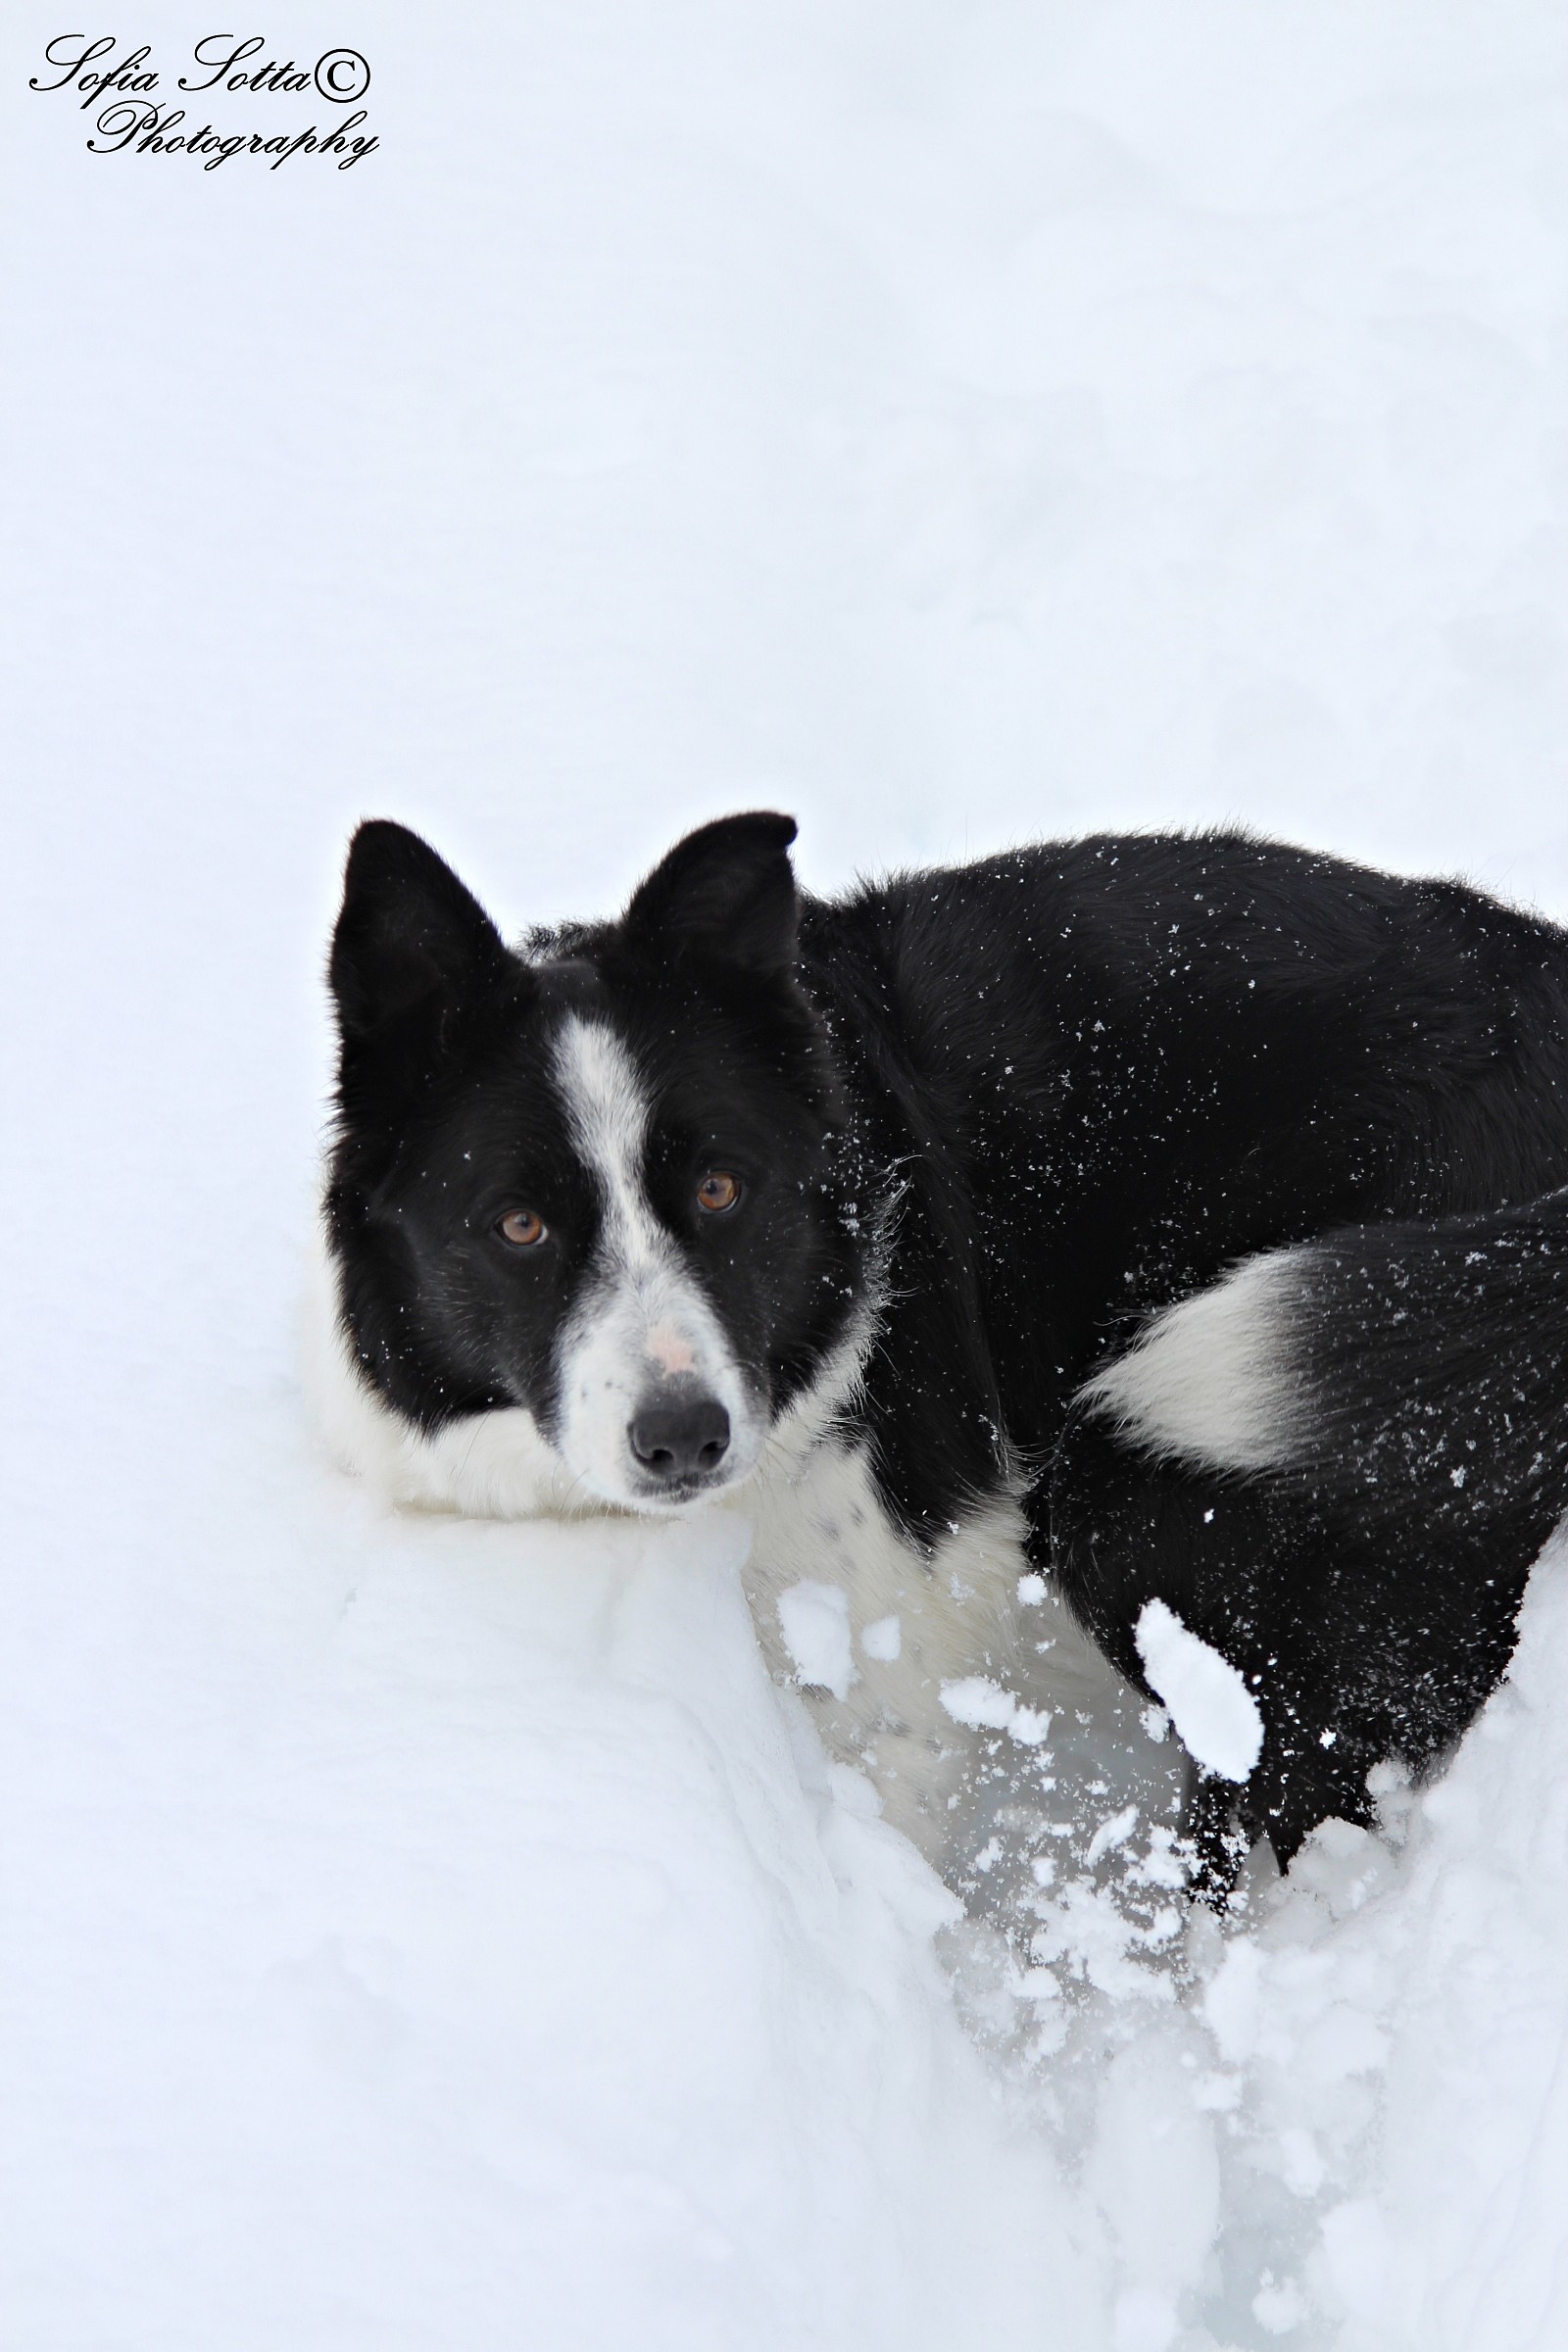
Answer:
1081, 1251, 1305, 1474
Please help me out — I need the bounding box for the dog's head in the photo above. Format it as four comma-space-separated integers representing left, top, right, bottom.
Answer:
323, 812, 866, 1514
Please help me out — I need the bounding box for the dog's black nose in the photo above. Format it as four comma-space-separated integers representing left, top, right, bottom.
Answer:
629, 1396, 731, 1482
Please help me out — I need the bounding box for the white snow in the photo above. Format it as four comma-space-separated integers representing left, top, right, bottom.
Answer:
5, 2, 1568, 2346
1135, 1599, 1266, 1784
941, 1674, 1054, 1746
859, 1611, 903, 1662
1086, 1804, 1142, 1867
777, 1576, 857, 1697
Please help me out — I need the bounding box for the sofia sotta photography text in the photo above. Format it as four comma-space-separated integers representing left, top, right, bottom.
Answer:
28, 33, 377, 170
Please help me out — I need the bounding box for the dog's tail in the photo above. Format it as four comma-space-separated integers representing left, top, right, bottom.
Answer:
1082, 1188, 1568, 1535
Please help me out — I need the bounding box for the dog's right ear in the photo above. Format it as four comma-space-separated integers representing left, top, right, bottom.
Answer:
329, 821, 510, 1044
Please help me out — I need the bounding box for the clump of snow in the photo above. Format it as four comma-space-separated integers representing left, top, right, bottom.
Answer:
1135, 1598, 1264, 1783
858, 1611, 902, 1661
940, 1674, 1052, 1745
776, 1578, 856, 1696
1086, 1803, 1141, 1866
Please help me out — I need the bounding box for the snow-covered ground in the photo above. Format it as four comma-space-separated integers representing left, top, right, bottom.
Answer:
3, 5, 1566, 2345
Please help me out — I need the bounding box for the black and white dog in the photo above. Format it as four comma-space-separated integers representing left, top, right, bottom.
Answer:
315, 812, 1568, 1894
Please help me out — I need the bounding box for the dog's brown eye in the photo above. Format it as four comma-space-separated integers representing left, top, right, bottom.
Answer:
697, 1172, 742, 1214
497, 1208, 547, 1249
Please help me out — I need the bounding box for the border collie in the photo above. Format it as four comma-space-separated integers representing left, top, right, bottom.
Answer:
314, 813, 1568, 1896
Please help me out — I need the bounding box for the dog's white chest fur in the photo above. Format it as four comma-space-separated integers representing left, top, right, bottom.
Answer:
735, 1435, 1031, 1859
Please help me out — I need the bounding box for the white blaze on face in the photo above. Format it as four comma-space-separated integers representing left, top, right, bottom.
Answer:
551, 1012, 761, 1507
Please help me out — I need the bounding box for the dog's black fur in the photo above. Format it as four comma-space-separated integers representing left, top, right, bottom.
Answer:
327, 814, 1568, 1892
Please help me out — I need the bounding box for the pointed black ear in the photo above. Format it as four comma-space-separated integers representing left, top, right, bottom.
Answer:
621, 812, 800, 976
329, 820, 510, 1042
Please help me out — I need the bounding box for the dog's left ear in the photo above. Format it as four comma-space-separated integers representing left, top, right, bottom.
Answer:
621, 811, 800, 976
